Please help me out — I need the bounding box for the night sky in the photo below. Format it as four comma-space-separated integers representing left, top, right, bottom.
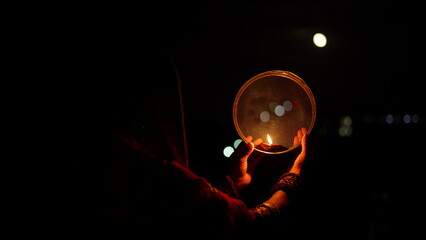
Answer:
162, 2, 423, 239
47, 2, 423, 239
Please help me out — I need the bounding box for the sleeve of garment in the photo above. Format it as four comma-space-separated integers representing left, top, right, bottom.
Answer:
163, 161, 257, 236
212, 175, 240, 199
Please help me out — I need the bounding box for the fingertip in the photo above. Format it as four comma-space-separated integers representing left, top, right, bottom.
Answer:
245, 136, 253, 142
242, 139, 254, 149
297, 129, 303, 139
293, 135, 299, 146
301, 133, 308, 147
252, 138, 262, 147
240, 141, 254, 157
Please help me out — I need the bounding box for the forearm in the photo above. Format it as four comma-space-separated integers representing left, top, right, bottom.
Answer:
266, 190, 290, 209
250, 172, 303, 220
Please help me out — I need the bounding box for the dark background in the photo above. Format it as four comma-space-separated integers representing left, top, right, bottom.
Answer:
45, 1, 423, 239
159, 1, 423, 239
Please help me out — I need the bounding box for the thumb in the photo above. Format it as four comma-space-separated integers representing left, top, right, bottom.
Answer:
291, 133, 308, 174
233, 141, 254, 164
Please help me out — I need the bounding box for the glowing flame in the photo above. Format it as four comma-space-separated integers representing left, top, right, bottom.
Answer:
267, 134, 273, 145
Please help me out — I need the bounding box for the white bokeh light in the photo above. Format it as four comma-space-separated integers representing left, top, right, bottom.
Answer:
233, 139, 243, 149
313, 33, 327, 47
260, 111, 270, 122
274, 105, 285, 116
385, 114, 394, 124
223, 146, 234, 158
403, 114, 411, 124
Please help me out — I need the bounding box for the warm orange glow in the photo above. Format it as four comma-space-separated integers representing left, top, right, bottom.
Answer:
267, 134, 273, 144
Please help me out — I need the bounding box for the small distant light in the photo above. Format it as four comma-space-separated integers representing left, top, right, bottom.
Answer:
313, 33, 327, 48
339, 126, 353, 137
385, 114, 394, 124
412, 114, 419, 123
341, 115, 352, 126
223, 146, 234, 158
403, 114, 411, 124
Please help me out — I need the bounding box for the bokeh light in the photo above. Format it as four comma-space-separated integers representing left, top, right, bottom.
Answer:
223, 146, 234, 158
313, 33, 327, 47
233, 139, 242, 149
260, 111, 270, 122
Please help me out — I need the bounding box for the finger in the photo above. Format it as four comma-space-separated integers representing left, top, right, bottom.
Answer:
252, 137, 263, 147
300, 128, 308, 152
293, 128, 303, 146
301, 127, 308, 135
293, 135, 299, 146
292, 133, 308, 173
246, 150, 264, 175
245, 136, 253, 142
297, 128, 303, 140
239, 141, 254, 164
300, 133, 307, 155
233, 140, 254, 163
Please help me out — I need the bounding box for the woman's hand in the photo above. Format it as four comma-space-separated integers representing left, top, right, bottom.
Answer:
229, 127, 309, 192
229, 136, 263, 191
289, 127, 308, 175
257, 127, 310, 213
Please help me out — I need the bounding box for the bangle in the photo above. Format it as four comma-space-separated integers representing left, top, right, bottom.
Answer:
270, 172, 303, 196
251, 201, 280, 219
264, 201, 280, 214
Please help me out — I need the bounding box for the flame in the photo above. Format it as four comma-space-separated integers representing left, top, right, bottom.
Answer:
267, 134, 273, 145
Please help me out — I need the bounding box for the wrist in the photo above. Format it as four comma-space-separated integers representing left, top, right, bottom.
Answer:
232, 174, 251, 192
251, 201, 281, 219
270, 172, 303, 196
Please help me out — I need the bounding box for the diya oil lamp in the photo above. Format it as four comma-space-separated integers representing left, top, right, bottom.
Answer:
260, 134, 285, 152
